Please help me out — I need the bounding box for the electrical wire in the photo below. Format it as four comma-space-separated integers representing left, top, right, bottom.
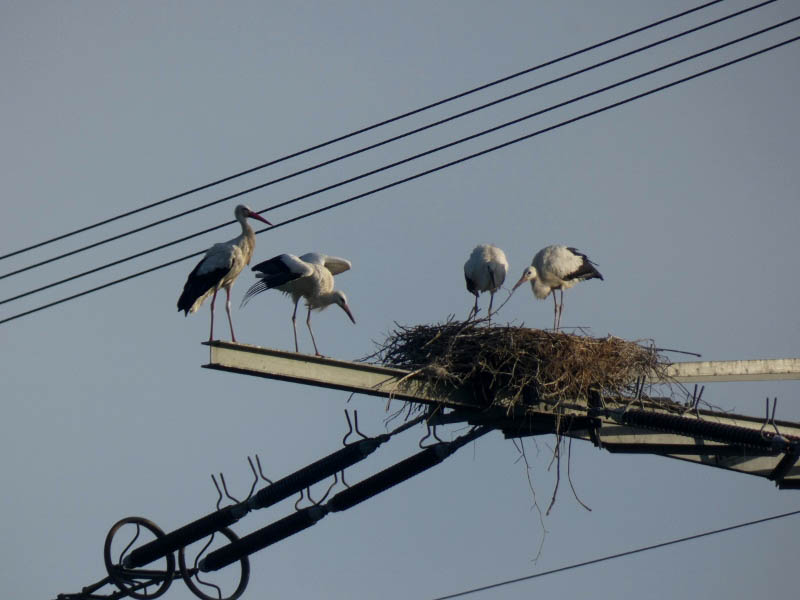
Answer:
0, 0, 729, 263
2, 15, 796, 308
1, 33, 797, 327
430, 508, 800, 599
0, 0, 774, 282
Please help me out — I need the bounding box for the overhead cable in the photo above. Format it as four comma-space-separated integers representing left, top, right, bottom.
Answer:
431, 508, 800, 599
0, 0, 774, 282
1, 34, 797, 326
0, 0, 729, 263
1, 17, 797, 310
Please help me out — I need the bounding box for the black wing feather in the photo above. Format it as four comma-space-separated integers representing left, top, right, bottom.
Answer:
465, 274, 477, 296
251, 254, 293, 277
177, 259, 226, 315
242, 254, 305, 307
251, 254, 305, 289
564, 247, 603, 282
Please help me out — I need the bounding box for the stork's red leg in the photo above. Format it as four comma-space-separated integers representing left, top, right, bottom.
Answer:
552, 290, 558, 331
291, 299, 300, 353
307, 306, 321, 357
209, 288, 219, 342
225, 287, 236, 343
487, 266, 498, 318
469, 293, 479, 319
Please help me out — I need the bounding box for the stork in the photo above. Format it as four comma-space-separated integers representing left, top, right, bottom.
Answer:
511, 245, 603, 331
241, 252, 355, 356
177, 204, 272, 342
464, 244, 508, 318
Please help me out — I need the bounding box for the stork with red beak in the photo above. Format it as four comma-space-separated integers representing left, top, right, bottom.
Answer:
177, 204, 272, 342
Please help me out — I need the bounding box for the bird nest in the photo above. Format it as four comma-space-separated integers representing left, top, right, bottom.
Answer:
371, 318, 671, 412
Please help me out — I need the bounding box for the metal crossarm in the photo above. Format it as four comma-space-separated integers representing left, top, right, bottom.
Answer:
204, 342, 800, 488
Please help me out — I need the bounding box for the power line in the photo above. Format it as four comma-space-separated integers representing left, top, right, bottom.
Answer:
430, 508, 800, 600
0, 36, 800, 325
0, 0, 773, 283
2, 15, 796, 309
0, 0, 728, 263
1, 33, 796, 327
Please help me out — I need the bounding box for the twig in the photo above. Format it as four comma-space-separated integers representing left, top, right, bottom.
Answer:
567, 436, 591, 512
516, 438, 547, 562
545, 438, 561, 517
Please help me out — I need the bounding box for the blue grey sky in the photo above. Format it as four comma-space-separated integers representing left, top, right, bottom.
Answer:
1, 1, 799, 599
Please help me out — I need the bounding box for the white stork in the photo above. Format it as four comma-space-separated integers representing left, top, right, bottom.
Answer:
464, 244, 508, 318
177, 204, 272, 342
511, 245, 603, 331
241, 252, 355, 356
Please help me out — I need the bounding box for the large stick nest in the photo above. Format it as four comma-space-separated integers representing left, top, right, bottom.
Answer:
372, 318, 672, 411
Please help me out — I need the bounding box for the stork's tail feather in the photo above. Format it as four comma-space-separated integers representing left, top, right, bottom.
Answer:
240, 280, 270, 308
464, 274, 477, 296
177, 284, 204, 315
579, 264, 603, 282
587, 260, 603, 281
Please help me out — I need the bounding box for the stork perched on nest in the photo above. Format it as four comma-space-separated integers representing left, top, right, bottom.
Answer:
512, 245, 603, 331
464, 244, 508, 319
177, 204, 272, 342
242, 252, 355, 356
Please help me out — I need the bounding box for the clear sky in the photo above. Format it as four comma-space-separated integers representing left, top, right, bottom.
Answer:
1, 1, 799, 599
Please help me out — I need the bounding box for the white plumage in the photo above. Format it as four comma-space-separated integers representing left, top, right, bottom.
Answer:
464, 244, 508, 318
242, 252, 355, 356
511, 244, 603, 330
177, 204, 272, 342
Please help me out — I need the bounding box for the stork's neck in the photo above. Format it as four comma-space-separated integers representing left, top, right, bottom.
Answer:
532, 278, 551, 299
314, 290, 341, 309
237, 216, 257, 261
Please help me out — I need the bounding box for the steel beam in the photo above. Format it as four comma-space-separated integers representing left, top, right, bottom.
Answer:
659, 358, 800, 383
203, 341, 800, 487
203, 341, 478, 408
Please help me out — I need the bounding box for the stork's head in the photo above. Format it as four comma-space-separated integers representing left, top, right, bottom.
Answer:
235, 204, 273, 226
332, 291, 356, 324
512, 266, 538, 292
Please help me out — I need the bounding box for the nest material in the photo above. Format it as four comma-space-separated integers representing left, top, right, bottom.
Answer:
374, 318, 671, 411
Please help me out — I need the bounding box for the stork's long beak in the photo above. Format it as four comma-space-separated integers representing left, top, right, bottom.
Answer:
249, 211, 273, 226
511, 276, 527, 293
341, 303, 356, 324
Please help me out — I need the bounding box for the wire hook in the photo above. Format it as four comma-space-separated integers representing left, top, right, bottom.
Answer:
342, 410, 355, 446
211, 474, 224, 511
758, 396, 775, 440
353, 410, 369, 441
190, 532, 223, 600
419, 422, 444, 448
255, 454, 273, 485
769, 397, 784, 439
306, 473, 339, 507
118, 523, 141, 566
219, 473, 240, 505
343, 410, 369, 447
321, 472, 339, 504
633, 376, 646, 408
245, 457, 259, 501
294, 489, 305, 511
693, 385, 705, 419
